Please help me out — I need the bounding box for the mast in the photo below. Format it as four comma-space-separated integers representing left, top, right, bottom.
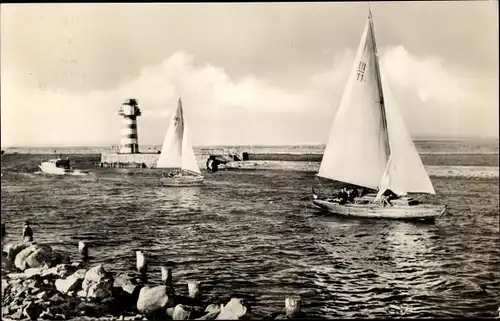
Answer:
368, 9, 391, 161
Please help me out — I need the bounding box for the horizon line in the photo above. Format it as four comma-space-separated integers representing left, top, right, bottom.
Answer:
3, 137, 499, 149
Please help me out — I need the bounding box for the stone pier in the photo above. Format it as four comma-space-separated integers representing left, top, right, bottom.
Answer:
99, 148, 242, 169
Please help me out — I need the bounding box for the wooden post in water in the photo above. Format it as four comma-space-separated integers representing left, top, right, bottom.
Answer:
161, 266, 175, 296
78, 241, 88, 260
136, 251, 147, 281
187, 281, 201, 299
284, 296, 301, 318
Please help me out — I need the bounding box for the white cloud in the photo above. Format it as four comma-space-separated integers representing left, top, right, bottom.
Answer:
1, 46, 497, 147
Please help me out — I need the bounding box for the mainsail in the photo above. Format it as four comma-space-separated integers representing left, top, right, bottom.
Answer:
317, 10, 435, 197
156, 98, 201, 175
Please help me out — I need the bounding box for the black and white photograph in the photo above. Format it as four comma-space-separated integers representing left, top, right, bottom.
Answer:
1, 1, 499, 320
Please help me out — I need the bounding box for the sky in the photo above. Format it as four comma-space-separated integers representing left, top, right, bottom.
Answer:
1, 1, 498, 147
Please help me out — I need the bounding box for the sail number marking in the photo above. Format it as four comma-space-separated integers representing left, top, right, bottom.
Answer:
356, 61, 367, 82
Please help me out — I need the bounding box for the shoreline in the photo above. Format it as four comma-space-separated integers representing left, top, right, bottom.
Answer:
1, 239, 302, 320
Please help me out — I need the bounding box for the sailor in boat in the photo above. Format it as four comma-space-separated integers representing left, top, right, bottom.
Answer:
23, 221, 33, 242
378, 189, 398, 207
165, 169, 183, 178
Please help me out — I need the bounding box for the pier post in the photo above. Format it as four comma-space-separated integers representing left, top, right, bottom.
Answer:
161, 266, 175, 296
284, 296, 301, 318
78, 241, 88, 260
187, 281, 201, 299
136, 251, 147, 281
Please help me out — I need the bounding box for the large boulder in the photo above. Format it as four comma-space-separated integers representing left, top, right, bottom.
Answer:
196, 304, 223, 319
78, 264, 114, 300
113, 272, 143, 296
172, 304, 191, 320
26, 247, 69, 269
216, 298, 250, 320
55, 269, 86, 294
4, 241, 34, 260
14, 245, 40, 271
113, 272, 143, 308
136, 285, 172, 314
41, 264, 78, 279
14, 244, 69, 271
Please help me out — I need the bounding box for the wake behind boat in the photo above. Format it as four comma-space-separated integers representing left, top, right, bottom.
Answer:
312, 9, 446, 221
156, 97, 204, 187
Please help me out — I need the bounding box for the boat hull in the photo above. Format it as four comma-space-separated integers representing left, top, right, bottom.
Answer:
38, 164, 73, 175
312, 199, 446, 220
160, 175, 204, 187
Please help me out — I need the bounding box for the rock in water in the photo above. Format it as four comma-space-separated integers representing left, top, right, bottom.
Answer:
216, 298, 249, 320
80, 264, 114, 300
25, 245, 56, 268
136, 285, 172, 314
113, 272, 144, 309
14, 244, 69, 271
114, 272, 142, 296
196, 304, 222, 320
55, 269, 86, 294
5, 241, 33, 260
172, 304, 191, 320
14, 244, 39, 270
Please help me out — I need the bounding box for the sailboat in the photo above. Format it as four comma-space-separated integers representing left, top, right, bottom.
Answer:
312, 10, 446, 220
156, 97, 204, 187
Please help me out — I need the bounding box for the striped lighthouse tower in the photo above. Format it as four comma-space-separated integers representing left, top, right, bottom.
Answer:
118, 98, 141, 154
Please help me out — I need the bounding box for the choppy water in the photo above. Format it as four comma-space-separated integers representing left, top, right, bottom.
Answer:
1, 156, 499, 318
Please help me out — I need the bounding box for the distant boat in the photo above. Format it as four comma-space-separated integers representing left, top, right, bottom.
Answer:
38, 157, 88, 176
312, 10, 446, 221
156, 97, 204, 187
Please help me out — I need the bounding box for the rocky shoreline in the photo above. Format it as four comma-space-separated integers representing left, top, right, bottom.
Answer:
1, 240, 305, 321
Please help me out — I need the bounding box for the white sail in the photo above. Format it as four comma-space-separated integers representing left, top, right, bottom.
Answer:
376, 70, 435, 196
156, 98, 201, 175
318, 13, 390, 190
181, 122, 201, 175
318, 10, 435, 197
157, 98, 184, 168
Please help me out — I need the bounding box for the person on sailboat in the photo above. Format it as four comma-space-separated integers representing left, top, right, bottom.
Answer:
378, 189, 398, 206
357, 188, 367, 198
383, 189, 398, 201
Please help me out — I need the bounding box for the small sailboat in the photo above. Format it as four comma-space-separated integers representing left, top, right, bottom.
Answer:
156, 97, 204, 187
312, 10, 446, 221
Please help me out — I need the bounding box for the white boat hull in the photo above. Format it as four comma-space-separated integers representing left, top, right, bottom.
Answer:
38, 164, 73, 175
160, 175, 204, 187
312, 199, 446, 220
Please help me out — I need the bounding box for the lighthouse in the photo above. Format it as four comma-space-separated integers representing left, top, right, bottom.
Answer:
118, 98, 141, 154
